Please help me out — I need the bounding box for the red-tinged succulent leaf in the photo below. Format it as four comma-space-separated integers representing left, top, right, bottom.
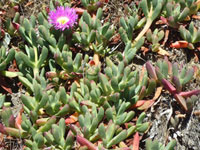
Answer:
155, 67, 164, 81
69, 124, 80, 135
15, 109, 23, 130
46, 71, 57, 78
12, 22, 20, 31
122, 148, 131, 150
146, 61, 157, 80
4, 127, 24, 138
75, 7, 85, 15
137, 100, 155, 110
160, 16, 168, 25
36, 118, 49, 126
13, 6, 19, 12
174, 94, 188, 111
132, 132, 140, 150
0, 124, 6, 134
76, 135, 98, 150
95, 1, 104, 8
80, 100, 94, 107
65, 118, 75, 125
53, 1, 60, 7
89, 60, 96, 66
65, 113, 78, 125
138, 86, 146, 100
45, 7, 50, 14
0, 9, 6, 15
170, 41, 189, 48
102, 0, 109, 3
179, 90, 200, 98
161, 79, 177, 94
131, 100, 145, 109
0, 28, 5, 38
172, 76, 182, 92
8, 115, 15, 128
168, 16, 180, 28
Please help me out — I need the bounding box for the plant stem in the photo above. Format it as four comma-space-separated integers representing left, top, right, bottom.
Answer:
33, 46, 38, 78
133, 6, 153, 45
33, 68, 39, 78
33, 46, 38, 63
134, 18, 152, 45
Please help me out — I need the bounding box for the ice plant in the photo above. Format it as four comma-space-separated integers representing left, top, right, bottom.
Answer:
48, 6, 78, 31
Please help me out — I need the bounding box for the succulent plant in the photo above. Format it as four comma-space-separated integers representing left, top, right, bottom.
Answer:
105, 100, 135, 125
168, 0, 199, 15
163, 0, 199, 28
0, 46, 19, 78
145, 138, 176, 150
0, 106, 28, 138
37, 13, 69, 54
73, 8, 114, 56
105, 57, 156, 103
47, 51, 89, 81
146, 29, 168, 55
78, 105, 104, 141
81, 0, 103, 12
119, 14, 145, 45
65, 57, 156, 109
179, 21, 200, 49
15, 15, 49, 78
0, 108, 74, 150
44, 118, 74, 150
133, 0, 165, 45
0, 46, 15, 71
118, 14, 145, 62
1, 0, 200, 149
15, 45, 48, 78
164, 1, 190, 28
98, 121, 128, 148
121, 40, 144, 64
18, 11, 71, 54
98, 112, 149, 149
146, 58, 200, 111
4, 11, 21, 36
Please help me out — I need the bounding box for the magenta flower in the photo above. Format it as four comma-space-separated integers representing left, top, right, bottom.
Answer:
48, 6, 78, 31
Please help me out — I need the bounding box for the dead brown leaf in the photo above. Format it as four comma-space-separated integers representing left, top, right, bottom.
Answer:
192, 15, 200, 20
153, 86, 163, 100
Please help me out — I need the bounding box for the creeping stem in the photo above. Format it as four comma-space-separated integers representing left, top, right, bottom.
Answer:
133, 6, 153, 45
33, 46, 39, 77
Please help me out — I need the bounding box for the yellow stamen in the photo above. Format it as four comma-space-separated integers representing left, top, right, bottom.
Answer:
57, 17, 69, 25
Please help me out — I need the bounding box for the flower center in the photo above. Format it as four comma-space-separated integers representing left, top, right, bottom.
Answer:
57, 17, 69, 25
